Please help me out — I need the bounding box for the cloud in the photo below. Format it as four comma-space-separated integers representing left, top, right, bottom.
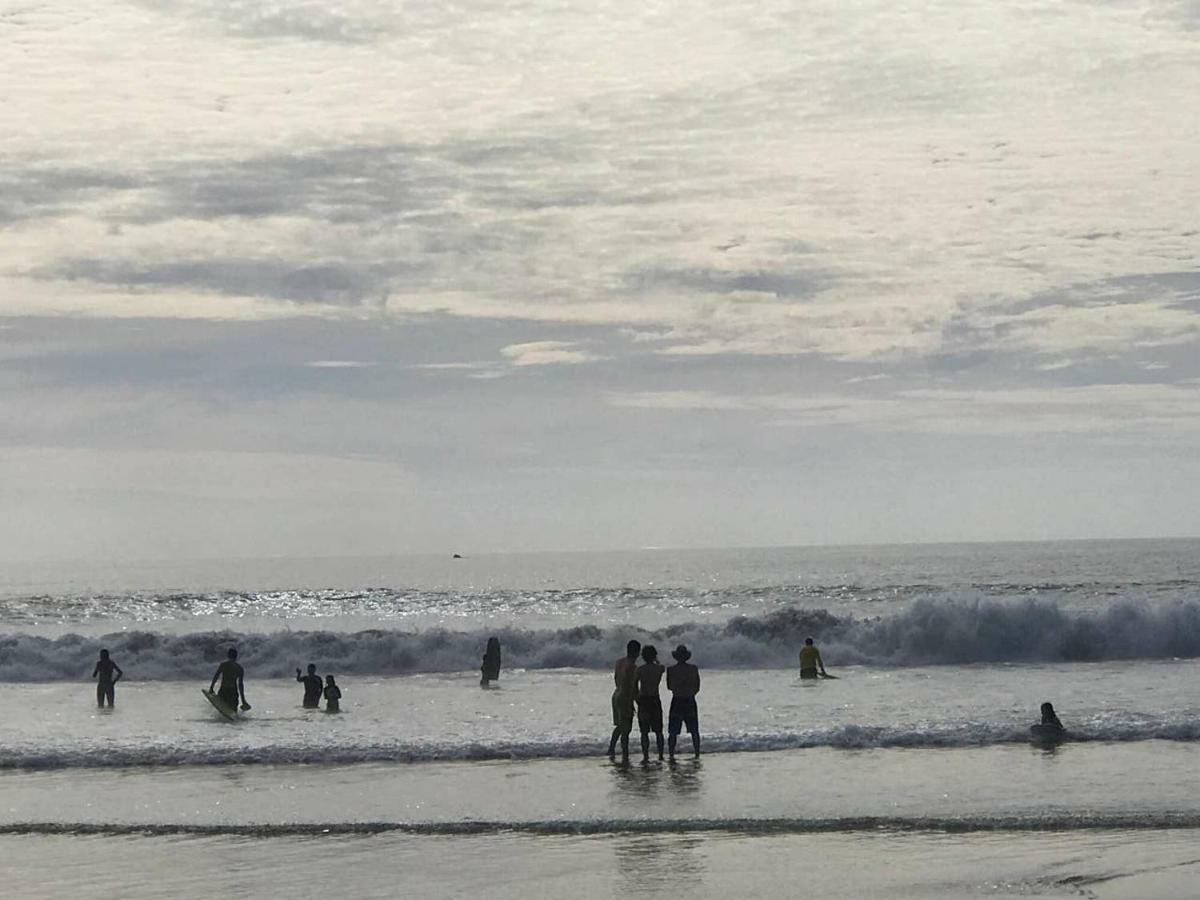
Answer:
607, 383, 1200, 436
500, 341, 605, 367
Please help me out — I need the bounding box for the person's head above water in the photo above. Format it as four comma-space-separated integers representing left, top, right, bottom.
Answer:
306, 663, 316, 674
99, 649, 110, 660
672, 644, 692, 662
227, 648, 238, 660
642, 645, 658, 663
325, 674, 336, 684
1041, 702, 1055, 716
804, 637, 815, 646
626, 639, 642, 658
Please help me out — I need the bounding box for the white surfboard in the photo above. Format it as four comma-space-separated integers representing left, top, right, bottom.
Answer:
202, 689, 239, 721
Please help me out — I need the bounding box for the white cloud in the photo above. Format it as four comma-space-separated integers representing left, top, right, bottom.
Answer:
500, 341, 605, 367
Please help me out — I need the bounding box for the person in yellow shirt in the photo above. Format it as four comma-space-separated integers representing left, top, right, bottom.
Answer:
798, 637, 828, 680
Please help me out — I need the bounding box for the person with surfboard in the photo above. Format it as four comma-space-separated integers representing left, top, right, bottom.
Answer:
296, 663, 323, 708
208, 648, 250, 714
607, 639, 641, 761
1031, 701, 1066, 741
799, 637, 830, 679
666, 644, 701, 760
92, 648, 123, 708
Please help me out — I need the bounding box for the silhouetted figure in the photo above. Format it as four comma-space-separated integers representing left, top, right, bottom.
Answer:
636, 644, 666, 762
209, 648, 250, 712
92, 649, 123, 708
324, 675, 342, 712
607, 639, 642, 761
667, 644, 701, 759
1041, 702, 1064, 730
481, 637, 502, 687
296, 663, 322, 708
799, 637, 828, 679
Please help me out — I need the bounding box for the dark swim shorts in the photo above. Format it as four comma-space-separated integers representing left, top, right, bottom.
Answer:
218, 689, 240, 711
668, 696, 699, 736
612, 693, 635, 731
637, 695, 663, 732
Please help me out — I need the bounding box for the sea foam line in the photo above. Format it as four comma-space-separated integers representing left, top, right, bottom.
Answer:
5, 814, 1200, 837
4, 720, 1199, 769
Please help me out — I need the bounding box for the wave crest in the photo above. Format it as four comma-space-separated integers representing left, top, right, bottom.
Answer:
2, 597, 1200, 681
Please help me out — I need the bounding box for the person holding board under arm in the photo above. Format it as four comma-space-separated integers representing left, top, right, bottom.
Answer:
799, 637, 830, 679
209, 648, 251, 712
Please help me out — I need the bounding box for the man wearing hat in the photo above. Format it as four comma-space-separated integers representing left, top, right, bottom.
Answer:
666, 644, 701, 759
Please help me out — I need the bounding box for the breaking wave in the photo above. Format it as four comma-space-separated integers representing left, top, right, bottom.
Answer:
2, 597, 1200, 681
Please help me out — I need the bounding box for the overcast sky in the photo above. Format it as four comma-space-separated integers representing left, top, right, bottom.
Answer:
1, 0, 1198, 561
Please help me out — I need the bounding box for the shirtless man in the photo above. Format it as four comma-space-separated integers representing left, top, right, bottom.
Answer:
666, 644, 701, 760
209, 648, 250, 712
607, 639, 642, 761
799, 637, 828, 679
92, 649, 123, 708
296, 663, 322, 708
636, 645, 666, 762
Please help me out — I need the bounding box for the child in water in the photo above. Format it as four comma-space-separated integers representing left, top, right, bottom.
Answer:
324, 675, 342, 713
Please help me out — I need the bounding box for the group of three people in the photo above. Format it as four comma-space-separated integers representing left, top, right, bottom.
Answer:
608, 640, 701, 763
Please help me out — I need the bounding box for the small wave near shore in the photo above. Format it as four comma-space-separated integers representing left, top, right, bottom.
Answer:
4, 717, 1200, 769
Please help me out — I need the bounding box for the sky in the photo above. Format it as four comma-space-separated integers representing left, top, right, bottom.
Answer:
1, 0, 1198, 561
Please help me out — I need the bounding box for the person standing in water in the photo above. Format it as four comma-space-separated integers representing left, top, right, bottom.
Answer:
92, 649, 123, 708
607, 639, 642, 761
324, 675, 342, 712
209, 648, 250, 712
296, 663, 323, 708
480, 637, 502, 687
666, 644, 701, 760
798, 637, 828, 679
636, 644, 666, 762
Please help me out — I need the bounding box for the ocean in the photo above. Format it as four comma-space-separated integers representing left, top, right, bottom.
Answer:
2, 539, 1199, 898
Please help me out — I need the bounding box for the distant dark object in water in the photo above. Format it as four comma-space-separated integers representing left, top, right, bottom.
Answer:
453, 553, 463, 559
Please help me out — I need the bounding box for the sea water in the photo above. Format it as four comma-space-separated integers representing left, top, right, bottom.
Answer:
1, 540, 1199, 898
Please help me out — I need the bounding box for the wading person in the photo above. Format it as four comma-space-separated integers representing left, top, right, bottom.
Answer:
636, 644, 666, 762
92, 649, 123, 708
296, 663, 323, 708
666, 644, 701, 760
607, 639, 641, 761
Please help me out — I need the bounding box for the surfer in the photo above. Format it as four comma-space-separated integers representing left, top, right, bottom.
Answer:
666, 644, 701, 760
799, 637, 828, 679
636, 644, 666, 762
1041, 702, 1064, 730
324, 675, 342, 712
480, 637, 502, 687
296, 663, 323, 708
209, 648, 250, 712
92, 649, 123, 708
607, 639, 641, 761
